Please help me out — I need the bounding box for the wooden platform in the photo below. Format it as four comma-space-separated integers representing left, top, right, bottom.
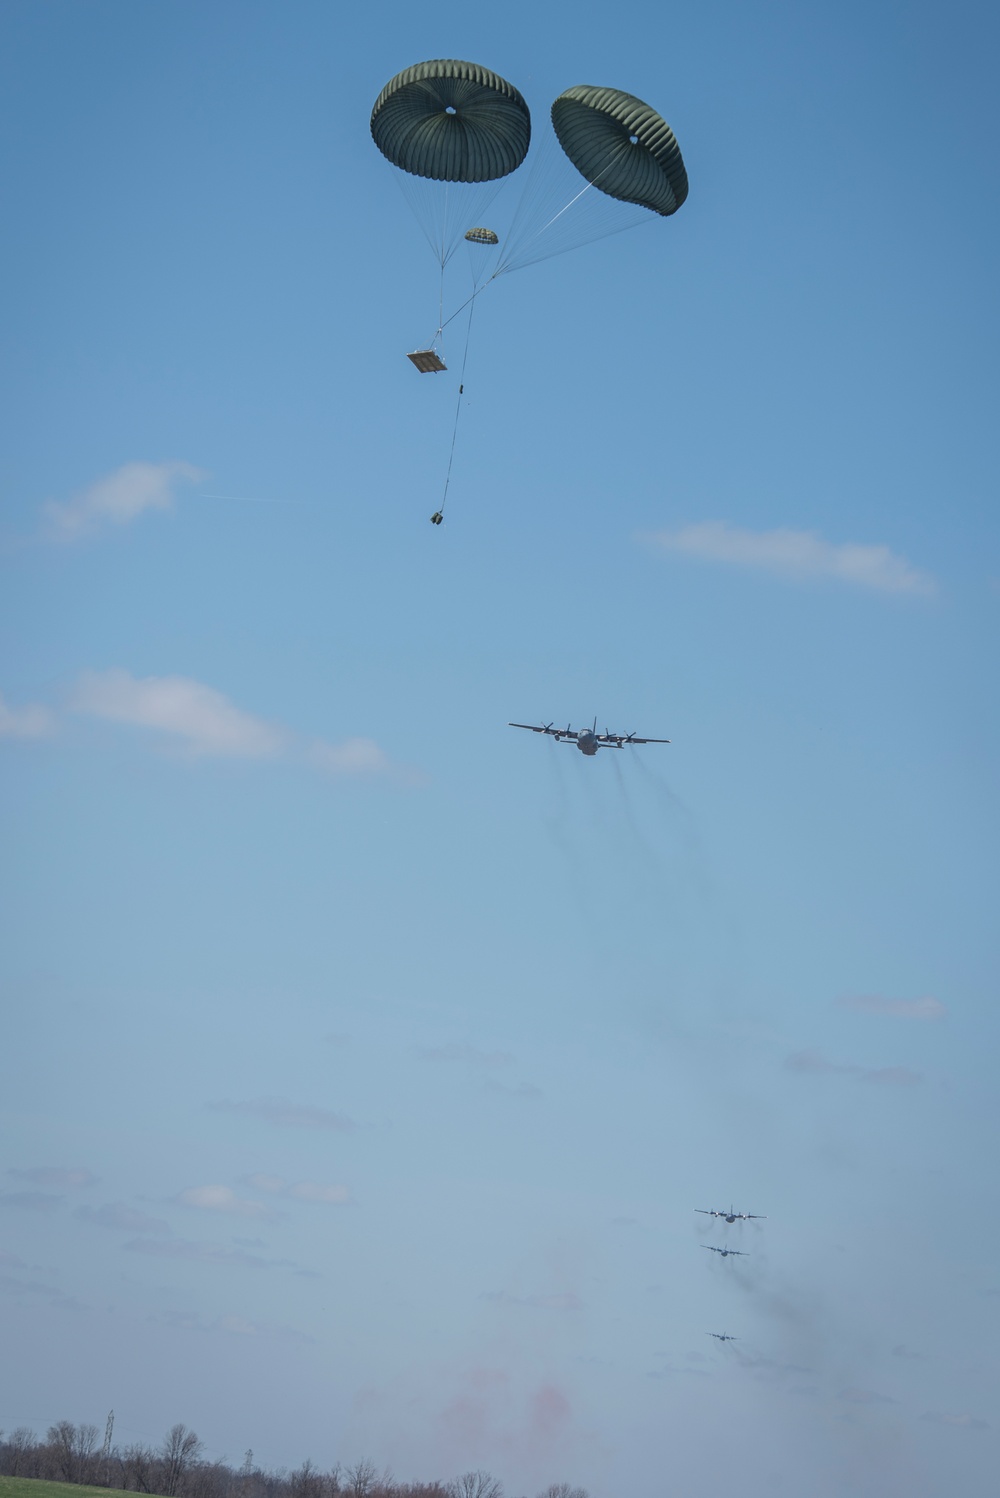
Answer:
407, 348, 447, 373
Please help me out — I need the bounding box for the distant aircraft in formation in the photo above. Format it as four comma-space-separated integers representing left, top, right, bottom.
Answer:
702, 1244, 747, 1258
509, 719, 670, 756
707, 1332, 738, 1342
696, 1206, 766, 1223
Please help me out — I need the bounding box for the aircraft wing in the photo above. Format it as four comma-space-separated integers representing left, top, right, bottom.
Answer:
597, 733, 671, 747
508, 722, 579, 739
695, 1209, 718, 1216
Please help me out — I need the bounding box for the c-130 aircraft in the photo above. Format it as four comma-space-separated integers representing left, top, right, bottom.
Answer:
509, 718, 670, 757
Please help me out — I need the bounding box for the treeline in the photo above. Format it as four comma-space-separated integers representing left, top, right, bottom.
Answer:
0, 1422, 588, 1498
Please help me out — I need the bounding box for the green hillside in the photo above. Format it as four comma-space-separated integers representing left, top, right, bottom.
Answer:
0, 1479, 125, 1498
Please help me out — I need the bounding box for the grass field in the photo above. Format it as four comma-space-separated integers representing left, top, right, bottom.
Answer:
0, 1478, 127, 1498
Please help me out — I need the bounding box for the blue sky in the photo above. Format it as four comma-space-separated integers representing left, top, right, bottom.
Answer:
1, 2, 998, 1495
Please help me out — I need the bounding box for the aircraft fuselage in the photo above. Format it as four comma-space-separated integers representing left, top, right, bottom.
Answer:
576, 730, 599, 755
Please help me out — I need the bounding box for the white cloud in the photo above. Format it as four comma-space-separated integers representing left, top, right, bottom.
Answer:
243, 1173, 287, 1194
286, 1181, 350, 1204
308, 738, 391, 776
0, 692, 57, 740
836, 994, 946, 1021
785, 1049, 922, 1086
43, 461, 206, 540
71, 668, 411, 778
177, 1185, 277, 1220
646, 521, 936, 595
73, 669, 287, 759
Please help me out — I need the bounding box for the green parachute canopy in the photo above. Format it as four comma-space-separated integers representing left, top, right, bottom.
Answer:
371, 60, 531, 184
464, 226, 500, 244
551, 85, 688, 217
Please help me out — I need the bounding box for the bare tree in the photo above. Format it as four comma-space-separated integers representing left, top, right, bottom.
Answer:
290, 1460, 326, 1498
1, 1414, 584, 1498
4, 1427, 36, 1477
47, 1421, 97, 1483
448, 1473, 503, 1498
121, 1441, 156, 1492
162, 1425, 204, 1498
345, 1461, 379, 1498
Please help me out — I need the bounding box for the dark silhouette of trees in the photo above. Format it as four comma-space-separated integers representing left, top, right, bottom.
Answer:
448, 1475, 502, 1498
4, 1427, 35, 1477
120, 1442, 156, 1494
45, 1422, 99, 1485
0, 1421, 565, 1498
162, 1426, 204, 1498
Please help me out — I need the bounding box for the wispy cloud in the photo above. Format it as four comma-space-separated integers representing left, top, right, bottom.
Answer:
71, 668, 411, 778
484, 1078, 542, 1099
646, 521, 936, 596
177, 1185, 279, 1220
75, 1203, 170, 1235
43, 460, 206, 540
124, 1238, 276, 1268
8, 1166, 98, 1188
415, 1043, 514, 1066
0, 692, 57, 740
73, 670, 287, 759
785, 1050, 922, 1086
836, 994, 946, 1021
149, 1308, 313, 1342
920, 1411, 990, 1430
0, 1191, 62, 1212
307, 738, 393, 776
481, 1290, 583, 1311
0, 1271, 86, 1311
838, 1386, 895, 1405
242, 1174, 350, 1204
210, 1096, 355, 1131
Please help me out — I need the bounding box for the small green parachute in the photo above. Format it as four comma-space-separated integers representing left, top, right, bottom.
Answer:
464, 227, 500, 245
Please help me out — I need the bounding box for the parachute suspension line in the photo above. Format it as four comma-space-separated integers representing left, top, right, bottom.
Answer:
438, 269, 501, 335
431, 184, 448, 351
439, 182, 448, 268
436, 297, 477, 519
496, 146, 628, 273
435, 259, 446, 349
